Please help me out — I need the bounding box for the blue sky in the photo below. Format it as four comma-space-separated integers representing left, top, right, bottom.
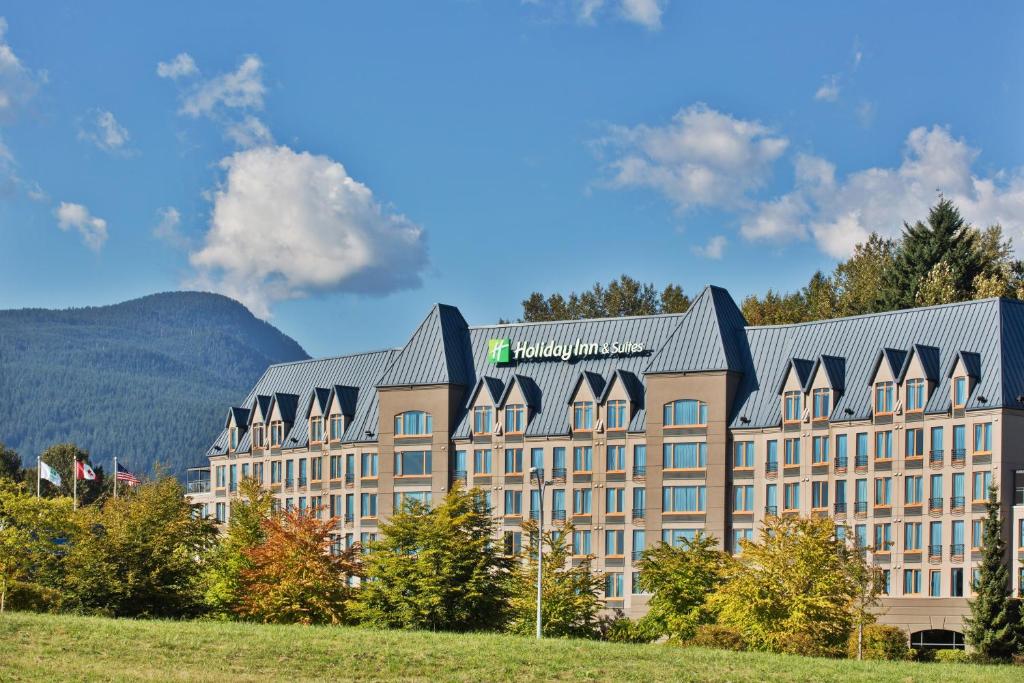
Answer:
1, 2, 1023, 357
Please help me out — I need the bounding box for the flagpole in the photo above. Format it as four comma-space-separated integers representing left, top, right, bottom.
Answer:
114, 457, 118, 499
73, 458, 78, 510
37, 456, 40, 498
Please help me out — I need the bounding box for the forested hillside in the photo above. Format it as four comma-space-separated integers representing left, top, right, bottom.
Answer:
0, 292, 309, 477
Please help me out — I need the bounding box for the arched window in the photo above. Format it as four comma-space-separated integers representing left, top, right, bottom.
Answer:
663, 399, 707, 427
394, 410, 433, 436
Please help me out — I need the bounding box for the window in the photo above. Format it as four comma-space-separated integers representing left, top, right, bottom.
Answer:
328, 455, 341, 480
874, 381, 894, 414
252, 424, 265, 449
732, 528, 753, 554
285, 460, 294, 487
905, 476, 923, 505
573, 488, 592, 515
504, 490, 522, 516
812, 436, 829, 464
310, 457, 322, 482
854, 524, 867, 549
474, 449, 492, 474
855, 478, 868, 506
228, 427, 240, 450
360, 493, 377, 518
329, 415, 344, 441
874, 477, 892, 507
972, 471, 992, 501
765, 484, 777, 513
269, 462, 280, 485
951, 568, 964, 598
783, 483, 800, 510
606, 487, 625, 514
906, 378, 926, 412
309, 417, 324, 443
632, 529, 646, 560
904, 522, 922, 550
345, 453, 355, 480
874, 523, 892, 551
952, 519, 965, 551
929, 570, 942, 597
664, 399, 708, 427
605, 572, 624, 598
812, 388, 831, 420
552, 489, 565, 516
904, 569, 921, 595
663, 485, 706, 513
632, 487, 646, 516
766, 440, 778, 468
606, 445, 625, 472
811, 481, 828, 509
931, 426, 944, 453
734, 485, 754, 512
270, 422, 284, 447
394, 411, 432, 436
953, 376, 967, 407
503, 531, 523, 555
229, 464, 237, 492
906, 428, 924, 458
855, 432, 868, 466
783, 391, 801, 423
972, 519, 984, 549
835, 434, 848, 467
952, 472, 965, 505
607, 400, 628, 430
215, 502, 226, 523
361, 452, 378, 478
662, 528, 697, 547
360, 532, 377, 550
784, 438, 800, 466
605, 530, 624, 557
632, 572, 646, 595
505, 404, 525, 433
663, 442, 707, 469
395, 450, 431, 477
298, 459, 307, 486
573, 446, 592, 473
473, 406, 492, 434
454, 450, 467, 477
505, 448, 523, 475
733, 442, 754, 468
573, 401, 594, 430
875, 431, 892, 460
973, 422, 992, 454
552, 447, 566, 472
879, 570, 891, 595
572, 530, 592, 555
633, 445, 646, 475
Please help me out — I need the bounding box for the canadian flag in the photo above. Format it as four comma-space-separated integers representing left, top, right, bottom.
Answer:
76, 460, 97, 481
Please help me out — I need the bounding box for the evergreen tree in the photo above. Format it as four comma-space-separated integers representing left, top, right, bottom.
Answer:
0, 443, 22, 482
964, 485, 1021, 660
882, 198, 984, 309
520, 275, 688, 322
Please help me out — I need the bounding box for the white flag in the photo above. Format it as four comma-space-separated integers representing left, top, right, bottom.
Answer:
39, 460, 62, 486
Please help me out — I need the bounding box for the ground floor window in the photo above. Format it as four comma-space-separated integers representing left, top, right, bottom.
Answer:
910, 629, 965, 651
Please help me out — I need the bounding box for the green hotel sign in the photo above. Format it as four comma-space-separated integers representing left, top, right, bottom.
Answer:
487, 337, 645, 365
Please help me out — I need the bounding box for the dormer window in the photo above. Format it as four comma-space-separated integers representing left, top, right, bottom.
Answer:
906, 378, 926, 412
473, 406, 493, 434
309, 417, 324, 443
229, 427, 239, 450
783, 391, 801, 424
395, 411, 432, 437
270, 421, 284, 447
953, 376, 967, 408
252, 424, 265, 449
328, 414, 344, 441
811, 388, 830, 421
874, 382, 894, 415
607, 400, 628, 431
505, 404, 525, 434
664, 399, 708, 427
573, 401, 594, 431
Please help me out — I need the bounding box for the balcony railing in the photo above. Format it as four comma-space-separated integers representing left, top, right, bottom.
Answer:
298, 476, 308, 487
853, 501, 868, 514
928, 497, 943, 513
950, 496, 965, 512
343, 513, 354, 524
529, 509, 541, 520
345, 473, 354, 485
854, 456, 868, 469
285, 478, 294, 487
631, 507, 645, 520
764, 505, 778, 516
187, 481, 211, 494
927, 544, 943, 560
929, 450, 944, 465
951, 448, 967, 465
834, 456, 848, 471
834, 502, 847, 514
766, 462, 778, 474
552, 467, 567, 480
552, 509, 566, 521
632, 465, 647, 477
950, 543, 965, 559
632, 549, 644, 561
453, 470, 467, 482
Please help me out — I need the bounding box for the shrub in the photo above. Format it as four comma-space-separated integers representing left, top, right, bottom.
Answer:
933, 648, 971, 663
911, 647, 935, 662
846, 624, 912, 661
604, 616, 660, 644
778, 631, 843, 658
690, 624, 747, 651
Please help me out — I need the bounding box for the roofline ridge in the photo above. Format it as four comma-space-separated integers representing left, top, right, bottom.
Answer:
266, 347, 401, 369
467, 310, 691, 330
745, 296, 1002, 332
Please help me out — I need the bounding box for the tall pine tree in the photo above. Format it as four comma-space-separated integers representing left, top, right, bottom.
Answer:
964, 484, 1021, 660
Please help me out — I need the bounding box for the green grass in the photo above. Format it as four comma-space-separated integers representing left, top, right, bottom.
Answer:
0, 611, 1018, 682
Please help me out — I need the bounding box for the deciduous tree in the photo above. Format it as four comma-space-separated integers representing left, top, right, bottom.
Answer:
0, 481, 73, 612
0, 444, 22, 482
520, 275, 688, 322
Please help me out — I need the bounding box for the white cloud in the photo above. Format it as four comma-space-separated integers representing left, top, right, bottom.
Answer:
153, 206, 188, 248
188, 145, 428, 318
855, 100, 876, 127
180, 55, 264, 118
744, 126, 1024, 258
595, 103, 788, 211
692, 234, 727, 260
577, 0, 604, 24
55, 201, 108, 251
156, 52, 198, 80
0, 17, 41, 122
224, 114, 273, 148
814, 75, 839, 102
78, 110, 131, 154
527, 0, 666, 29
619, 0, 664, 29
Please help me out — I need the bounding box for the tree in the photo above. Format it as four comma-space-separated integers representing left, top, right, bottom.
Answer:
34, 443, 104, 505
61, 476, 216, 617
915, 259, 959, 306
520, 275, 689, 322
832, 233, 896, 317
0, 444, 22, 482
636, 533, 728, 641
964, 485, 1021, 660
709, 516, 873, 656
0, 481, 73, 612
203, 477, 275, 618
506, 521, 605, 638
660, 284, 691, 314
354, 485, 513, 631
740, 289, 808, 326
237, 507, 361, 625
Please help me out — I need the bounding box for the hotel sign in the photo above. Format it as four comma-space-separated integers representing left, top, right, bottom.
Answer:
487, 337, 646, 365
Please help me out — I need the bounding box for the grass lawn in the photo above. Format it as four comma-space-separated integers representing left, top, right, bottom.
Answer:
0, 611, 1018, 682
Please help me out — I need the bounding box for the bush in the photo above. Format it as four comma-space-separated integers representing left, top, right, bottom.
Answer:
933, 649, 971, 663
5, 581, 61, 612
690, 624, 747, 651
846, 624, 912, 660
777, 631, 843, 658
911, 647, 935, 662
604, 616, 660, 644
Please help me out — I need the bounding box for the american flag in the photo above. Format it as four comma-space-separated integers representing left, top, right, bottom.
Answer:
115, 462, 141, 485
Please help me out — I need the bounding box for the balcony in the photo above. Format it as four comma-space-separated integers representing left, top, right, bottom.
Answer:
764, 505, 778, 517
285, 478, 294, 488
345, 473, 354, 485
951, 449, 967, 467
187, 480, 211, 494
928, 497, 943, 514
929, 450, 944, 467
631, 507, 645, 520
632, 465, 647, 478
453, 470, 468, 482
927, 544, 943, 561
529, 509, 541, 520
834, 502, 847, 515
834, 456, 848, 472
343, 513, 354, 524
632, 549, 644, 561
765, 462, 778, 475
551, 467, 567, 480
853, 501, 868, 515
298, 476, 308, 487
552, 509, 566, 521
950, 496, 965, 513
854, 456, 868, 472
950, 543, 965, 560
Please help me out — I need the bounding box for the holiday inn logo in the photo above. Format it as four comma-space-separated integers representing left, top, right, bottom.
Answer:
487, 338, 511, 365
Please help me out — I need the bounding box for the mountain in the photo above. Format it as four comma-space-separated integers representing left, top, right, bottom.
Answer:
0, 291, 309, 478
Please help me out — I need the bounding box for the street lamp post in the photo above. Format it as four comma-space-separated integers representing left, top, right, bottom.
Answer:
529, 466, 547, 640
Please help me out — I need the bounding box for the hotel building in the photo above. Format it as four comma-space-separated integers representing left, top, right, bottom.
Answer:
188, 286, 1024, 648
